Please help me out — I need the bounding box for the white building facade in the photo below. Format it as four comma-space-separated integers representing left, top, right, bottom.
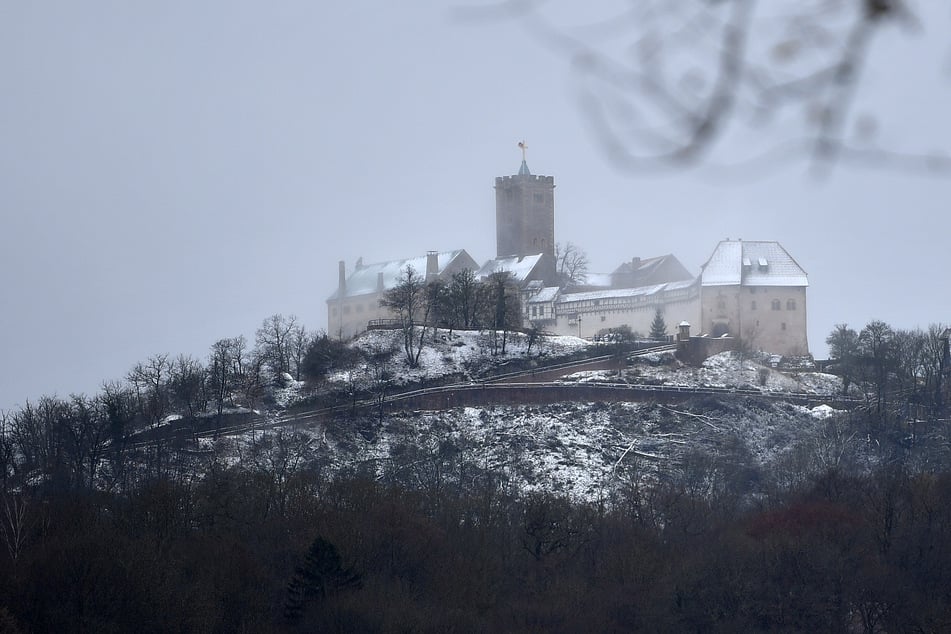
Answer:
698, 240, 809, 356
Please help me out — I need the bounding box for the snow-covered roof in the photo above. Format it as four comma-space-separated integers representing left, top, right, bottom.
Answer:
557, 279, 696, 304
611, 254, 693, 284
701, 240, 808, 287
477, 253, 544, 284
528, 286, 560, 303
582, 273, 613, 288
329, 249, 474, 299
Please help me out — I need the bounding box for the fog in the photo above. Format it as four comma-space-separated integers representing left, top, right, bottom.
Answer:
1, 1, 949, 410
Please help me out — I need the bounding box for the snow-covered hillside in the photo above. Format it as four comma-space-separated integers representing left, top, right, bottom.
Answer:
207, 397, 855, 502
194, 338, 863, 502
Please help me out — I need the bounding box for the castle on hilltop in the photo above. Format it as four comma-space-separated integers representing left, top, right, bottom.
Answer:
327, 153, 809, 356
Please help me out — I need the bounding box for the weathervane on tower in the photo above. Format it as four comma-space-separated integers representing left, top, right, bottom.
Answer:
517, 140, 531, 176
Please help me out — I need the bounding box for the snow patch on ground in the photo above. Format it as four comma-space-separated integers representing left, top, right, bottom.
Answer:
809, 404, 840, 419
561, 351, 844, 396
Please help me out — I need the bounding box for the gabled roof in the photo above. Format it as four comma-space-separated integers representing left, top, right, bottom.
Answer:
528, 286, 560, 304
700, 240, 808, 287
329, 249, 476, 300
610, 254, 694, 288
476, 253, 545, 285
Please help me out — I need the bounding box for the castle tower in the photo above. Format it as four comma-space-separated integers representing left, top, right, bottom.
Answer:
495, 143, 556, 271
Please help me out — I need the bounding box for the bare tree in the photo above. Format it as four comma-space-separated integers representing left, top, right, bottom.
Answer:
60, 394, 110, 490
169, 354, 207, 418
364, 340, 398, 422
425, 277, 449, 341
9, 401, 45, 482
99, 381, 137, 487
480, 271, 522, 355
209, 336, 246, 421
246, 428, 314, 520
0, 493, 28, 568
6, 395, 109, 491
448, 268, 480, 330
380, 265, 431, 367
462, 0, 951, 176
924, 323, 949, 409
555, 242, 589, 288
289, 324, 313, 381
859, 320, 895, 420
127, 353, 172, 427
256, 314, 299, 380
239, 350, 268, 413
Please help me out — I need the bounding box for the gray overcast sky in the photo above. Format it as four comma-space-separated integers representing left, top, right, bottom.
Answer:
1, 1, 949, 411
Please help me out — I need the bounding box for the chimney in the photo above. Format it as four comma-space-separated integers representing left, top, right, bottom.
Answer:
338, 260, 346, 293
376, 271, 384, 292
678, 321, 691, 342
426, 251, 439, 281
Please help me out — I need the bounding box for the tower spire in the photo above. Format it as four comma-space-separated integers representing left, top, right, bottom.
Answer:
517, 140, 531, 176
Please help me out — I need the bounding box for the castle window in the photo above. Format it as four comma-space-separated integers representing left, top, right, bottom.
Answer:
717, 299, 726, 310
771, 300, 781, 310
751, 301, 757, 310
531, 306, 537, 317
601, 316, 606, 322
781, 322, 787, 331
786, 299, 796, 310
533, 192, 544, 203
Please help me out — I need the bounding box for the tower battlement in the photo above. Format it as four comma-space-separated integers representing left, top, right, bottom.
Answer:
495, 174, 554, 186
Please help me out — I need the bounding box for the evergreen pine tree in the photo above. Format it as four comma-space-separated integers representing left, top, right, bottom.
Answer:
284, 536, 361, 621
649, 308, 668, 341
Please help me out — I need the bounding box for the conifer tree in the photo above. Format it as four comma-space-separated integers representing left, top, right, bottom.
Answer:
649, 308, 668, 341
284, 536, 361, 622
